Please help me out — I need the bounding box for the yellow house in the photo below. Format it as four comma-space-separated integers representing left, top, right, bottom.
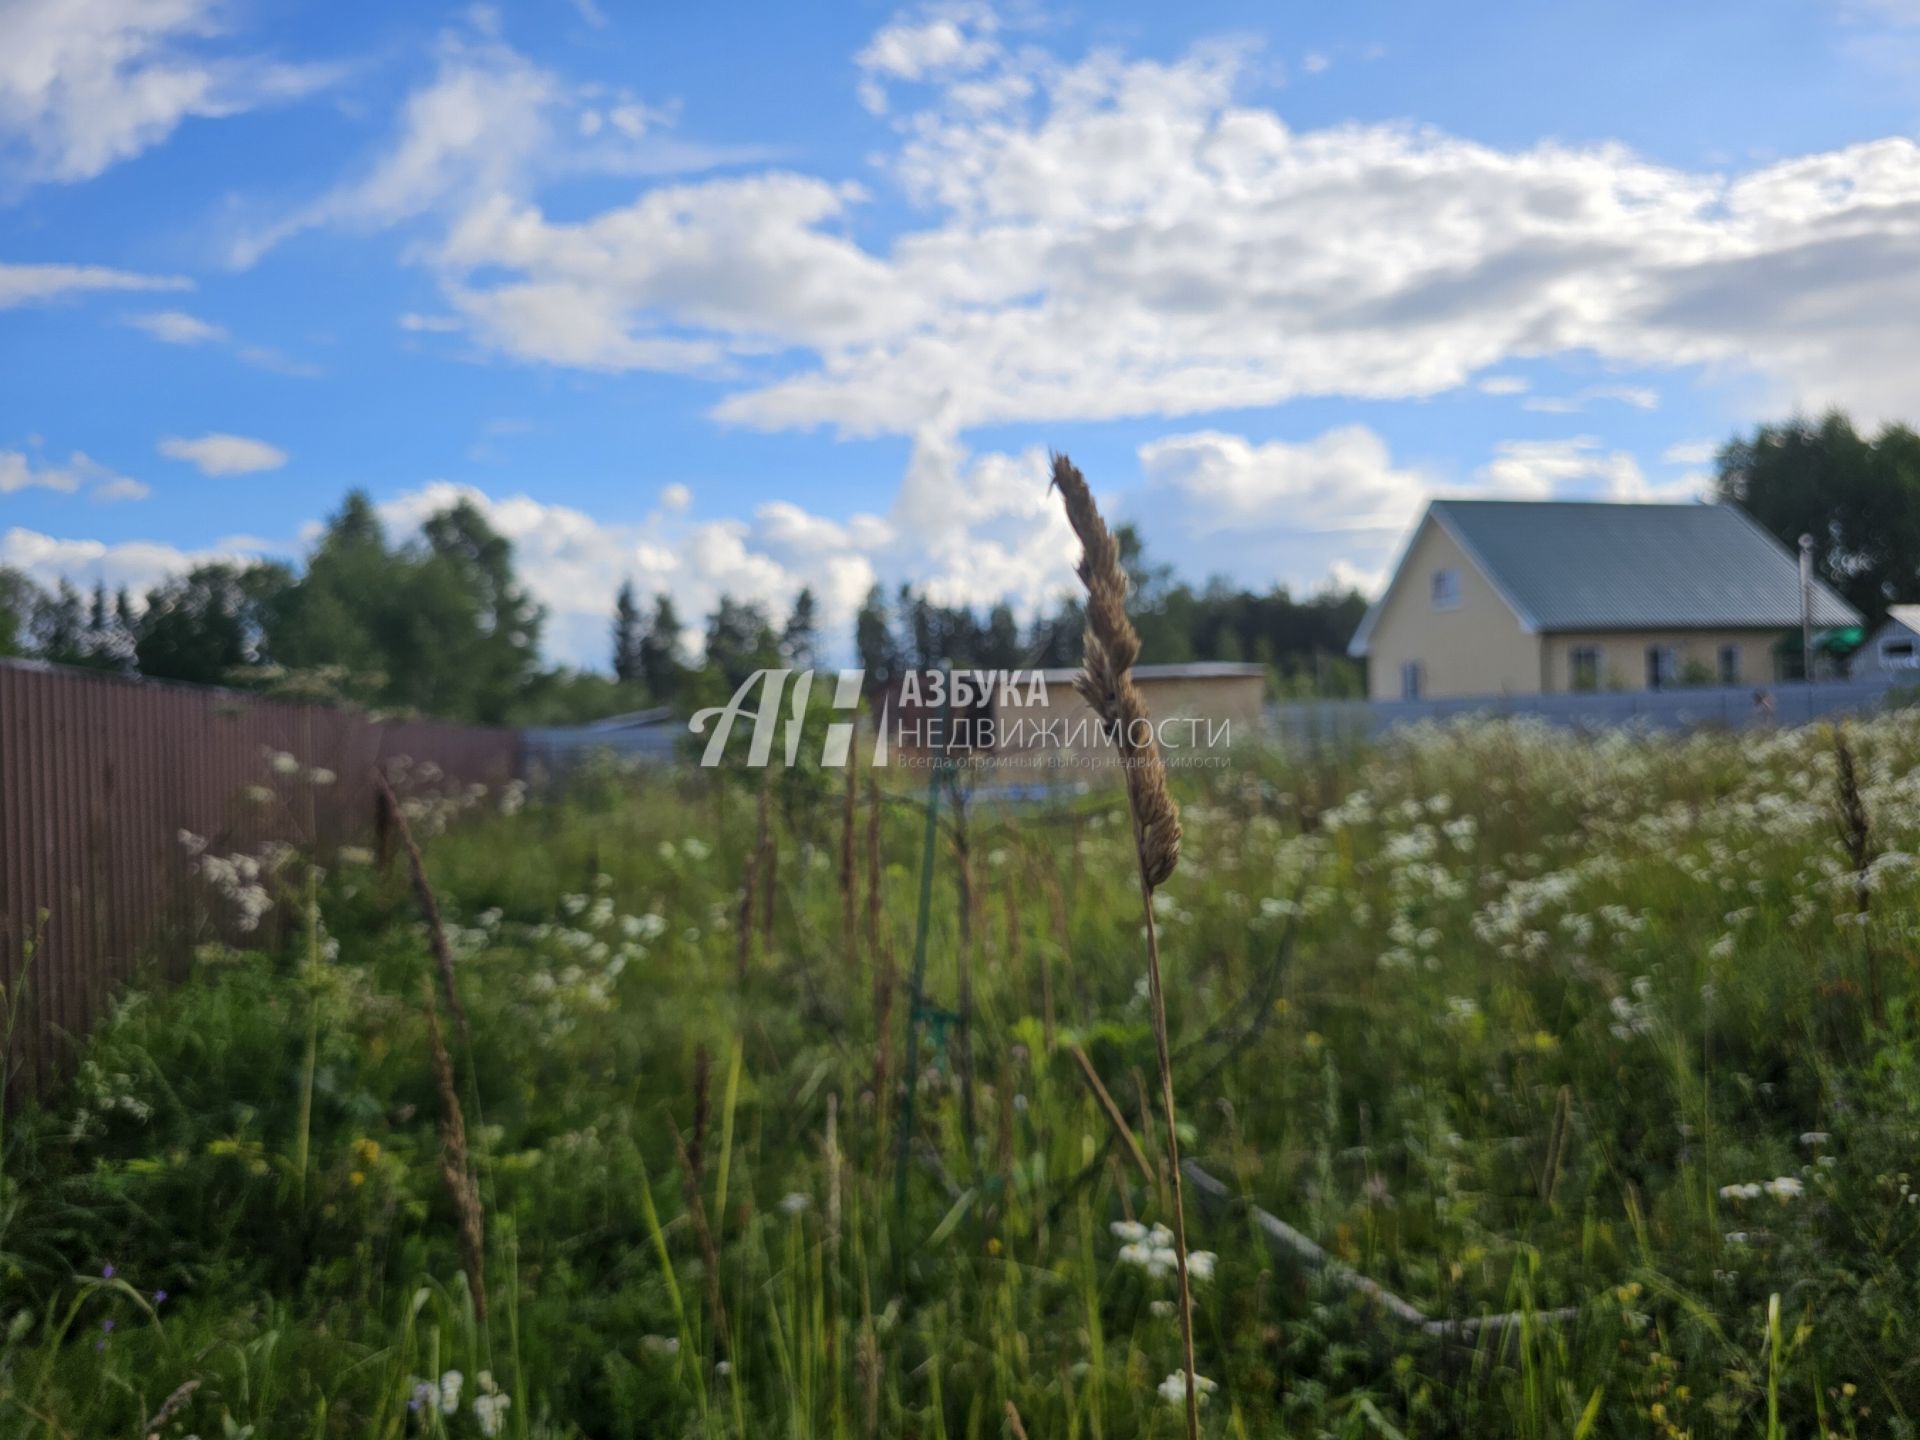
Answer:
1348, 500, 1861, 700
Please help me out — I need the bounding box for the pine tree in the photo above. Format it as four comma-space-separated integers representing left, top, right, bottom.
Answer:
612, 582, 644, 682
639, 593, 684, 702
781, 587, 818, 668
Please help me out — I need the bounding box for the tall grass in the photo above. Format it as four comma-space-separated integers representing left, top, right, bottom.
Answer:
2, 713, 1920, 1434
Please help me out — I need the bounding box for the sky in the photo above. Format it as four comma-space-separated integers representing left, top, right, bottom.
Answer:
5, 0, 1920, 667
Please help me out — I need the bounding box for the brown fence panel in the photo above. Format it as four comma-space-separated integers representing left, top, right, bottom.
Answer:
0, 660, 521, 1102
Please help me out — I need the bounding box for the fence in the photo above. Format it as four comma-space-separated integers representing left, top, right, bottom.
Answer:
0, 660, 521, 1101
1270, 675, 1907, 746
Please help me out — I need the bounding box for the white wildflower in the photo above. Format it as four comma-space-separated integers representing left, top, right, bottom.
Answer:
1157, 1372, 1218, 1407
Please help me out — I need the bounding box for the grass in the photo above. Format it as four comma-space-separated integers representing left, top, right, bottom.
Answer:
3, 711, 1920, 1436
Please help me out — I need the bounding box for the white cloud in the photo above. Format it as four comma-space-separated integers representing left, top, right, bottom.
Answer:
1130, 426, 1433, 599
1663, 439, 1720, 466
1477, 375, 1529, 396
1301, 52, 1331, 75
0, 0, 335, 185
1138, 427, 1431, 535
123, 309, 227, 344
158, 433, 289, 476
1522, 382, 1662, 414
350, 15, 1920, 438
91, 476, 151, 503
0, 261, 189, 309
234, 25, 768, 267
120, 310, 318, 376
1475, 436, 1698, 502
856, 2, 1000, 111
0, 447, 145, 501
399, 311, 464, 333
362, 426, 1084, 667
0, 527, 239, 597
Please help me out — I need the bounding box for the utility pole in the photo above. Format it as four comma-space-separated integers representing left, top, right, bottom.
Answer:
1799, 533, 1815, 683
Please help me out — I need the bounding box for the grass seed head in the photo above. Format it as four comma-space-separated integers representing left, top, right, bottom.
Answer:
1049, 453, 1182, 888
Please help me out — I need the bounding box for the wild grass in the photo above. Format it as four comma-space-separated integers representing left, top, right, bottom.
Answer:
3, 711, 1920, 1436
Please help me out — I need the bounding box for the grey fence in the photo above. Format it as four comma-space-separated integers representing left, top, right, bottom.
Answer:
1270, 675, 1907, 746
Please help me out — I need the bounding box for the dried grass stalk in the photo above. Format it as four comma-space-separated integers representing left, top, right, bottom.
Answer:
1050, 451, 1199, 1440
841, 753, 859, 954
669, 1113, 731, 1355
1069, 1043, 1154, 1185
736, 771, 774, 984
423, 976, 488, 1320
144, 1378, 200, 1439
868, 779, 896, 1137
378, 771, 470, 1040
1832, 723, 1881, 1018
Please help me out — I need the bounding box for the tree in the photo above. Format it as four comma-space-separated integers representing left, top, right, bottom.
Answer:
79, 581, 134, 672
781, 587, 819, 668
0, 569, 41, 659
639, 593, 684, 702
854, 584, 900, 683
135, 563, 290, 686
30, 580, 90, 666
703, 596, 780, 692
612, 582, 645, 683
981, 601, 1023, 670
419, 499, 544, 721
1716, 411, 1920, 628
264, 490, 394, 701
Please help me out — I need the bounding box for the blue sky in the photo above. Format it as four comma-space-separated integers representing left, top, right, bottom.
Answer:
5, 0, 1920, 665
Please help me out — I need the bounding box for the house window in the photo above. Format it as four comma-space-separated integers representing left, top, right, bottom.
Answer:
1569, 645, 1602, 692
1646, 645, 1677, 690
1883, 638, 1918, 669
1400, 660, 1423, 700
1430, 568, 1461, 611
1718, 643, 1741, 685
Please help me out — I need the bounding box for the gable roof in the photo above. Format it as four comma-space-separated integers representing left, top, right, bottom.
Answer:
1349, 499, 1861, 656
1877, 605, 1920, 637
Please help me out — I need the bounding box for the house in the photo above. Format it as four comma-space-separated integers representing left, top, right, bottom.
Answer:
1348, 500, 1861, 700
1852, 606, 1920, 681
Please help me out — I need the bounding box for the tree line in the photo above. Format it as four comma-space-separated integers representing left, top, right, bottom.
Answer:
4, 410, 1902, 723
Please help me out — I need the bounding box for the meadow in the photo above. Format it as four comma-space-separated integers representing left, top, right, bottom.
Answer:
3, 709, 1920, 1439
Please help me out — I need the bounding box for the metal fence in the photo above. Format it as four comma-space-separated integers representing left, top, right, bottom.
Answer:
0, 660, 520, 1101
1270, 675, 1908, 746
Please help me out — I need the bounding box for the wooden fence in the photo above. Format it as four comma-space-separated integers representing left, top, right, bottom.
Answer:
0, 660, 521, 1101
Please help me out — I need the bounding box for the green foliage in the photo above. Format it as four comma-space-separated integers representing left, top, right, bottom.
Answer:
9, 715, 1920, 1435
266, 491, 544, 721
1717, 409, 1920, 628
134, 562, 291, 685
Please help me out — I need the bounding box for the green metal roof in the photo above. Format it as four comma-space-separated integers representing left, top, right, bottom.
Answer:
1350, 500, 1862, 655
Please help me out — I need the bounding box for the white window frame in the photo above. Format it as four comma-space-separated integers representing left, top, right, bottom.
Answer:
1400, 660, 1423, 700
1882, 637, 1919, 669
1429, 568, 1461, 611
